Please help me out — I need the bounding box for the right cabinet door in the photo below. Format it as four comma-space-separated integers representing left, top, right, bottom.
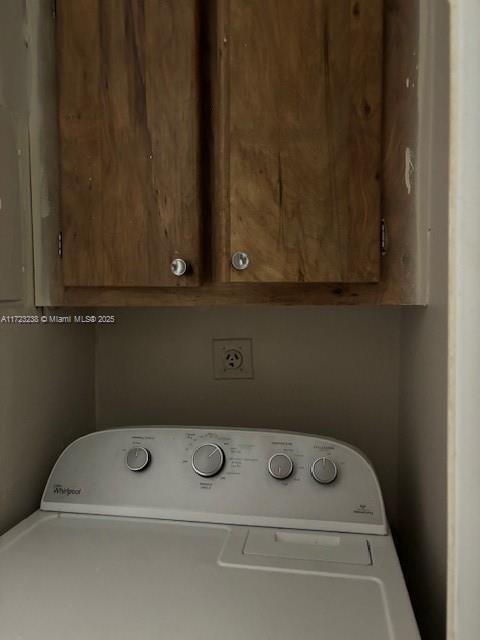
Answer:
218, 0, 384, 283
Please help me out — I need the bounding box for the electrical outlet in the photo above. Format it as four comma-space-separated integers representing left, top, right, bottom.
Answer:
212, 338, 254, 380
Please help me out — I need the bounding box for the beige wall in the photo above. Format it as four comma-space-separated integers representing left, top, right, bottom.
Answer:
449, 1, 480, 638
397, 2, 450, 638
0, 0, 95, 534
96, 306, 402, 527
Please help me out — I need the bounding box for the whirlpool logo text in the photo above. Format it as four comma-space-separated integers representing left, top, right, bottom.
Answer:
53, 484, 82, 496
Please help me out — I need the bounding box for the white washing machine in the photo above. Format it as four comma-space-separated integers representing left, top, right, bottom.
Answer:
0, 427, 420, 639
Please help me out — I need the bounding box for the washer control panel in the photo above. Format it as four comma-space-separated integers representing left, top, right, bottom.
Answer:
42, 427, 387, 534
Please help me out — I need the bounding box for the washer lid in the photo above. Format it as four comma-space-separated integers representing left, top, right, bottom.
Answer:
0, 512, 419, 640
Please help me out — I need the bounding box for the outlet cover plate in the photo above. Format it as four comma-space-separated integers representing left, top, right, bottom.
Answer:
212, 338, 254, 380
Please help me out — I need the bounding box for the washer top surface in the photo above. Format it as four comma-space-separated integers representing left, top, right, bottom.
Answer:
0, 512, 416, 640
0, 427, 420, 639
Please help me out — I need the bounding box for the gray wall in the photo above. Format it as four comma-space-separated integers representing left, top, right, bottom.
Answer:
0, 0, 95, 534
0, 323, 94, 533
96, 306, 402, 527
397, 2, 450, 638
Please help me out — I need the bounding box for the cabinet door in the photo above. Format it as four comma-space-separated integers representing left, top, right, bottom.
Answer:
218, 0, 383, 283
57, 0, 201, 287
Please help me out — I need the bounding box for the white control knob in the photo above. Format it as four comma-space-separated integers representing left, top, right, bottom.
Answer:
192, 443, 225, 477
268, 453, 294, 480
126, 447, 151, 472
311, 457, 338, 484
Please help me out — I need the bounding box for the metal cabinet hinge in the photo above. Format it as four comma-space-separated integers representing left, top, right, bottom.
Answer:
58, 231, 63, 258
380, 219, 388, 256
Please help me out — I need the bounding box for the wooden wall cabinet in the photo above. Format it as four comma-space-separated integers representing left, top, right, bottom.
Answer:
216, 0, 383, 285
50, 0, 422, 306
57, 0, 202, 288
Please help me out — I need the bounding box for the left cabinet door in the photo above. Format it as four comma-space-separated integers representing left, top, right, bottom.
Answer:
57, 0, 201, 287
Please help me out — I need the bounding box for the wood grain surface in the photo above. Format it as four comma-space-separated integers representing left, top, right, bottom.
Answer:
57, 0, 201, 287
54, 0, 422, 306
216, 0, 384, 283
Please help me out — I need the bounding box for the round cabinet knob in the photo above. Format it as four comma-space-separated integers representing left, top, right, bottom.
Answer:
126, 447, 151, 472
311, 457, 338, 485
268, 453, 294, 480
231, 251, 250, 271
192, 443, 225, 478
170, 258, 189, 277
